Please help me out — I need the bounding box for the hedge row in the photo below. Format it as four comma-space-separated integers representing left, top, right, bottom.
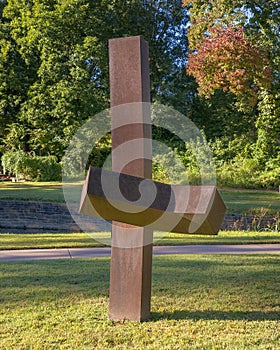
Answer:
1, 151, 61, 181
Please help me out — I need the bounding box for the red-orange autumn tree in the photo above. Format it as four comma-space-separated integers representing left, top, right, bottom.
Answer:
183, 0, 280, 171
186, 24, 272, 106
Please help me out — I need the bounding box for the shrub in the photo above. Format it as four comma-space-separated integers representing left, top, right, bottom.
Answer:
210, 136, 255, 165
1, 152, 61, 181
151, 136, 216, 185
258, 169, 280, 190
21, 155, 61, 181
217, 157, 261, 189
258, 157, 280, 189
1, 151, 26, 176
216, 156, 280, 190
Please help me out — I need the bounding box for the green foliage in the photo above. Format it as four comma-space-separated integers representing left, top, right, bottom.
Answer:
21, 155, 61, 181
258, 157, 280, 189
1, 0, 109, 158
217, 157, 261, 189
258, 169, 280, 190
216, 156, 280, 190
184, 0, 280, 165
188, 90, 256, 142
151, 131, 216, 186
0, 0, 278, 189
1, 151, 61, 181
210, 136, 257, 166
0, 0, 190, 158
255, 89, 280, 162
152, 162, 170, 183
1, 150, 25, 175
87, 134, 112, 169
208, 133, 280, 190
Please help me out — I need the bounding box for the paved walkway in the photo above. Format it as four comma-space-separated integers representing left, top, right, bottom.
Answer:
0, 244, 280, 262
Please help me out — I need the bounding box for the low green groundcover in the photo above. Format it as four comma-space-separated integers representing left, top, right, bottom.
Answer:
0, 255, 279, 349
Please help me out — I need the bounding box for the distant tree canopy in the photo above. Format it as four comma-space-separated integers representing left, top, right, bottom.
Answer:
1, 0, 279, 187
0, 0, 190, 158
184, 0, 280, 160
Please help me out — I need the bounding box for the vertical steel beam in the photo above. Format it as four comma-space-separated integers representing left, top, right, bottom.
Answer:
108, 36, 153, 321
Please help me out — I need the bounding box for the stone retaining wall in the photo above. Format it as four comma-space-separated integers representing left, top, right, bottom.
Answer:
0, 200, 278, 233
0, 200, 110, 233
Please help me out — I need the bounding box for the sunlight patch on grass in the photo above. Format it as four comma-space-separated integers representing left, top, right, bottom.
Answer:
0, 231, 280, 250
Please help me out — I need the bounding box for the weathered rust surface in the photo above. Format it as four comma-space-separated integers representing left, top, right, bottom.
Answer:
80, 167, 226, 235
108, 36, 153, 322
79, 35, 226, 323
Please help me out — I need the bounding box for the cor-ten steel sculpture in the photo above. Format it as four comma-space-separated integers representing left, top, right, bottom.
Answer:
79, 36, 226, 322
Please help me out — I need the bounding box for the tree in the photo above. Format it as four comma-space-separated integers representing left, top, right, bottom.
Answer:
1, 0, 108, 157
186, 25, 272, 106
183, 0, 280, 160
0, 0, 192, 158
0, 0, 33, 151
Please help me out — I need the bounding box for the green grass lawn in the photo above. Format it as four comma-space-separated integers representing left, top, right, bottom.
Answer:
220, 188, 280, 214
0, 181, 76, 202
1, 181, 279, 214
0, 255, 279, 349
0, 231, 280, 250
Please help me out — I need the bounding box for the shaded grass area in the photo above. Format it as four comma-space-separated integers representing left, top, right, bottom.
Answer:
0, 231, 280, 250
0, 255, 279, 349
1, 181, 279, 214
220, 188, 280, 214
0, 181, 80, 202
